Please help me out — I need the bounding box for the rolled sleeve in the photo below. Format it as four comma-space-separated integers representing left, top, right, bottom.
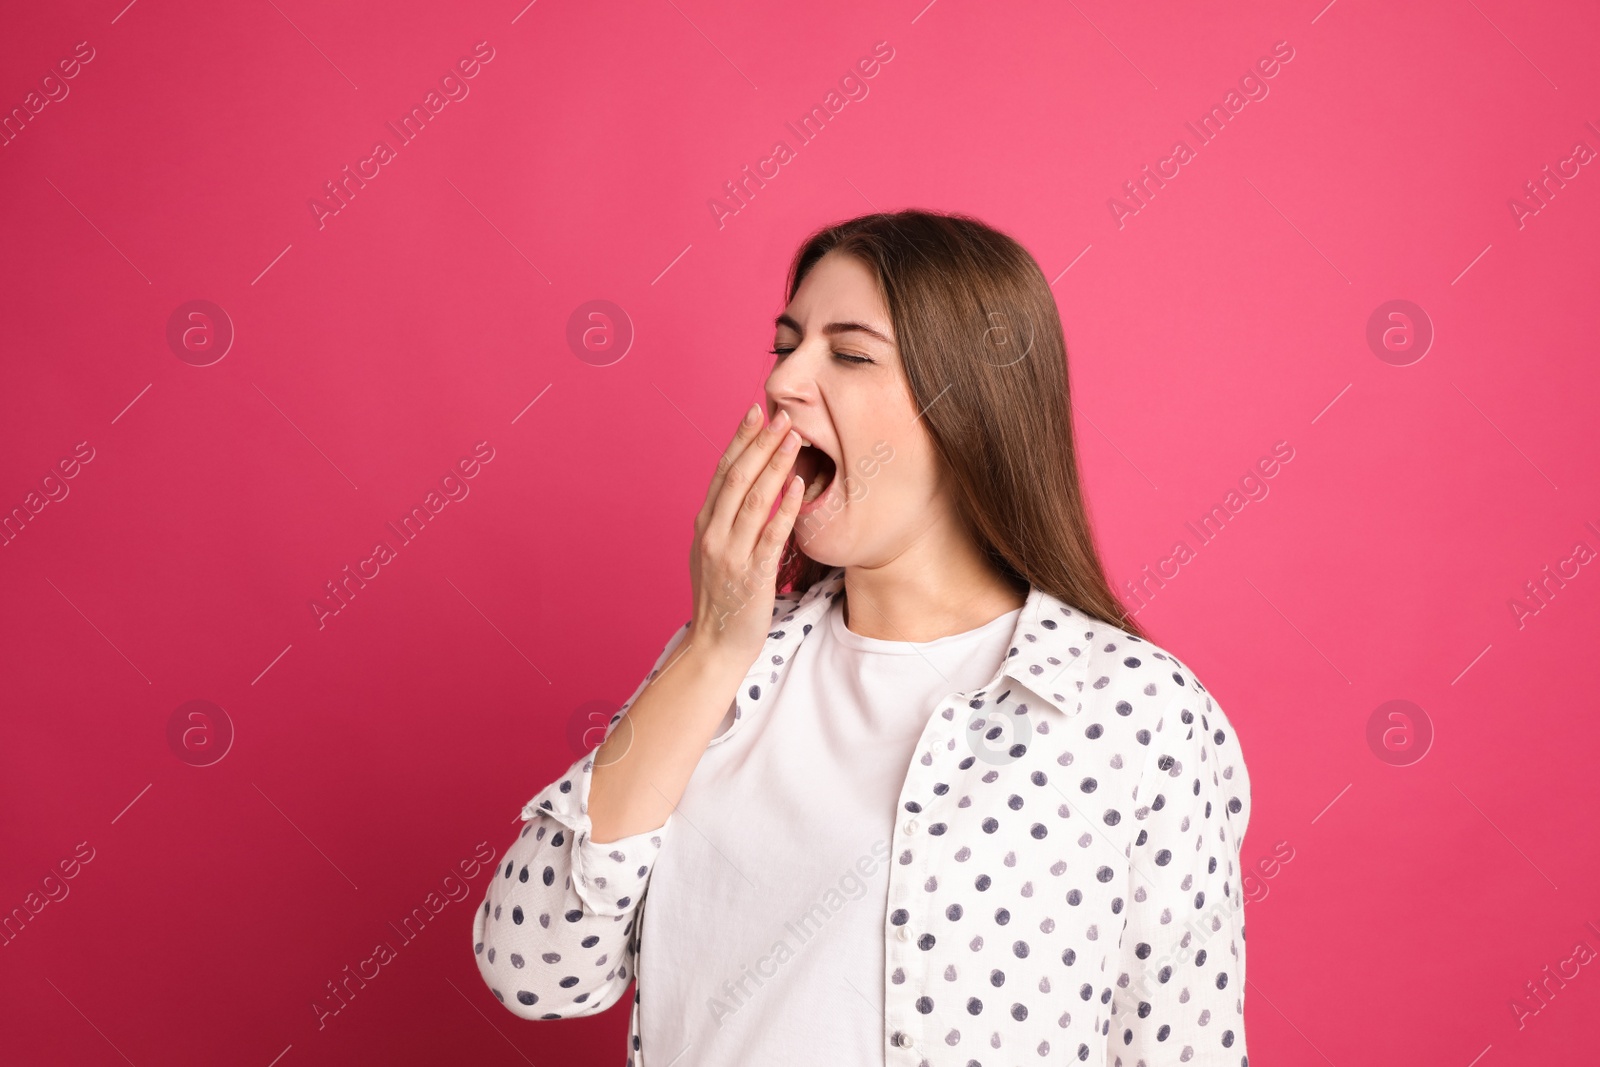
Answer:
521, 750, 673, 917
1111, 685, 1252, 1066
474, 619, 691, 1019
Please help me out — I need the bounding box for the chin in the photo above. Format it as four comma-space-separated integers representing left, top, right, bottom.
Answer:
793, 525, 847, 566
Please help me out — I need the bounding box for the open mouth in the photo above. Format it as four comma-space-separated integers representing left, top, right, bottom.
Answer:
792, 439, 838, 505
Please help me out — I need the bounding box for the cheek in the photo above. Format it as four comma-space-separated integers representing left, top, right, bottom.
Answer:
888, 435, 941, 500
833, 391, 935, 510
840, 434, 930, 514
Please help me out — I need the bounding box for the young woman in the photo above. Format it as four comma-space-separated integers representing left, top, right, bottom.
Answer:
474, 210, 1252, 1066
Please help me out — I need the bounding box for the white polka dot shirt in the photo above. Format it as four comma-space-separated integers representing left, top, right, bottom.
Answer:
474, 566, 1252, 1066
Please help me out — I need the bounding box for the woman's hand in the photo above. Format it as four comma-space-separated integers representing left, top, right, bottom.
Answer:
688, 403, 806, 669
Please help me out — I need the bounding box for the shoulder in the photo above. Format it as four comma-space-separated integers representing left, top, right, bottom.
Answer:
1064, 614, 1250, 795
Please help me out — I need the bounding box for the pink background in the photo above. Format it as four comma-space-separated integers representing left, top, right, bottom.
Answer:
3, 0, 1598, 1063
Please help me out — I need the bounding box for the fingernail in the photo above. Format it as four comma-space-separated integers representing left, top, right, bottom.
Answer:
773, 408, 790, 429
743, 403, 761, 426
781, 429, 800, 451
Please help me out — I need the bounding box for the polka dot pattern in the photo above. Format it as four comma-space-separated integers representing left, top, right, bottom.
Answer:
471, 618, 692, 1032
473, 566, 1251, 1066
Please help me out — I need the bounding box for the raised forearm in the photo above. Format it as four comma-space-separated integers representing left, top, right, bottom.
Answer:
587, 634, 748, 843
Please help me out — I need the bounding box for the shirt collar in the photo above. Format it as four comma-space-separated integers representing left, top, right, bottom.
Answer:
765, 565, 1097, 718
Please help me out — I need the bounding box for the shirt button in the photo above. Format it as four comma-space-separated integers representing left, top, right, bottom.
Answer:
903, 819, 919, 835
896, 925, 910, 941
895, 1032, 915, 1048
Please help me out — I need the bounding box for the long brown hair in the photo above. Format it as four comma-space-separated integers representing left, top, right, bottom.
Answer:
773, 208, 1148, 641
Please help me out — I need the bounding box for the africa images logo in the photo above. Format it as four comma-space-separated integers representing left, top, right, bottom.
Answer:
307, 42, 497, 230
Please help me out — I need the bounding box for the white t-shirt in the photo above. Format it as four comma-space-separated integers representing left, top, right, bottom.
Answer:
639, 592, 1024, 1066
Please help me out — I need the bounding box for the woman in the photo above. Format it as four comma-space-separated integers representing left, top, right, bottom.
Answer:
473, 209, 1252, 1066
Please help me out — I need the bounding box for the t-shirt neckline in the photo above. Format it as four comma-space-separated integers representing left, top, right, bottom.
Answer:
828, 595, 1023, 656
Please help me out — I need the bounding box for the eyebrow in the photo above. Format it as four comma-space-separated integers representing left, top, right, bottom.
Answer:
773, 312, 894, 347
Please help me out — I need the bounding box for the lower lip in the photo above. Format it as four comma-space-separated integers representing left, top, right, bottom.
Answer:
797, 469, 840, 516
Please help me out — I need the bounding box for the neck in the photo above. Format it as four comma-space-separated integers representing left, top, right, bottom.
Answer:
838, 551, 1026, 643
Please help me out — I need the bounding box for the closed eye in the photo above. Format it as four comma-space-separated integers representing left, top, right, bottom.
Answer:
768, 347, 873, 365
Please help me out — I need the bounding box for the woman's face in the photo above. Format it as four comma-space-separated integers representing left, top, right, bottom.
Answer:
764, 251, 946, 567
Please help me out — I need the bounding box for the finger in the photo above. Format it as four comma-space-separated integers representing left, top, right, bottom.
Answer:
706, 407, 791, 539
751, 471, 805, 579
726, 426, 801, 561
696, 403, 767, 531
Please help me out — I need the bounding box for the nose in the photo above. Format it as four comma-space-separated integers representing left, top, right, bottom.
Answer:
763, 344, 820, 419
